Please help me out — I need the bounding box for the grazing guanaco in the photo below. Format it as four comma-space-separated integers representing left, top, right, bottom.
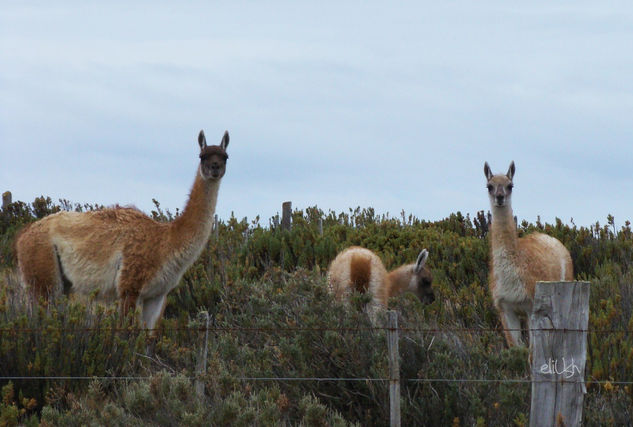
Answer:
327, 246, 434, 321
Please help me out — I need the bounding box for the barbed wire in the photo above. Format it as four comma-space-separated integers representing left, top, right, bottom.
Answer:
1, 325, 630, 387
408, 379, 633, 385
0, 326, 631, 334
0, 375, 630, 385
0, 376, 561, 384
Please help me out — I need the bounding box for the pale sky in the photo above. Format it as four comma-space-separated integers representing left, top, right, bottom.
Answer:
2, 2, 633, 227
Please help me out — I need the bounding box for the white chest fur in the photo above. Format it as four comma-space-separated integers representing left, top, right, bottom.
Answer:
492, 248, 530, 306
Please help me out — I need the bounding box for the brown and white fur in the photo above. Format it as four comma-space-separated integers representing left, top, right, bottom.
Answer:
327, 246, 434, 321
485, 161, 573, 347
16, 130, 230, 330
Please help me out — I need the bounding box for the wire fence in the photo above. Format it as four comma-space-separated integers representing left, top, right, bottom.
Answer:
1, 326, 632, 333
1, 376, 630, 385
1, 323, 631, 386
224, 377, 630, 385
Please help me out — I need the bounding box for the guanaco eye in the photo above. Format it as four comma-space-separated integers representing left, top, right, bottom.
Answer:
507, 184, 513, 191
487, 184, 493, 192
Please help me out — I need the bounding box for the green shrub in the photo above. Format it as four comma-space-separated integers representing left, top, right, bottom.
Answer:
1, 197, 633, 424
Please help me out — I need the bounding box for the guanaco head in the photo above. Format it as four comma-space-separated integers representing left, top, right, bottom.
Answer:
198, 130, 229, 180
484, 161, 515, 208
412, 249, 434, 304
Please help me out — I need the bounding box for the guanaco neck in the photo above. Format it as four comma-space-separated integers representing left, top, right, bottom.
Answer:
169, 167, 221, 258
490, 205, 519, 258
386, 265, 415, 298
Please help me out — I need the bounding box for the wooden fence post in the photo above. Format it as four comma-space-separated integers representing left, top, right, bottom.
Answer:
195, 311, 210, 398
282, 201, 292, 231
387, 310, 401, 427
2, 191, 11, 210
213, 214, 219, 239
529, 281, 590, 427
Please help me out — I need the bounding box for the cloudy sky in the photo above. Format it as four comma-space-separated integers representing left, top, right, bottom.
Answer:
1, 2, 632, 227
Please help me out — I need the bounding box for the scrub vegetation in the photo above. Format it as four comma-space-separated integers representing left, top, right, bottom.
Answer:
1, 197, 632, 426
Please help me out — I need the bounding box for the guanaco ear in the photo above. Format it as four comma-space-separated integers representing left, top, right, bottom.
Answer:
484, 162, 493, 181
415, 249, 429, 273
506, 161, 515, 181
220, 130, 230, 151
198, 130, 207, 151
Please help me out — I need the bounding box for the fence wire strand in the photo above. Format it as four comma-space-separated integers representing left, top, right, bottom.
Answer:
1, 324, 631, 386
1, 375, 631, 385
0, 326, 631, 334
